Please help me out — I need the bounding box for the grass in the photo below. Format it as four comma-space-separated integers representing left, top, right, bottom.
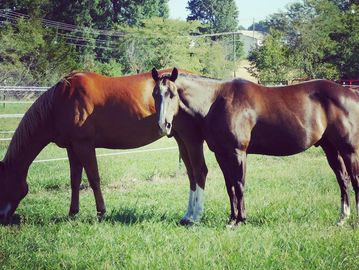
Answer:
1, 110, 359, 269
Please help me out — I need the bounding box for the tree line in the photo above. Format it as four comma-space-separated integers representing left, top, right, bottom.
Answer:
249, 0, 359, 82
2, 0, 356, 86
0, 0, 242, 86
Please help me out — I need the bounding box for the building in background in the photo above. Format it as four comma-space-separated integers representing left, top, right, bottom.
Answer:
238, 30, 266, 57
236, 30, 266, 82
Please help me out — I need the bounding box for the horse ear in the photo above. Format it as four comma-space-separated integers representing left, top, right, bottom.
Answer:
152, 68, 159, 82
170, 67, 178, 82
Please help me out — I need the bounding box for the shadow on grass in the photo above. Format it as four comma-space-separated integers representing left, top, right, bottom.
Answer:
102, 206, 177, 225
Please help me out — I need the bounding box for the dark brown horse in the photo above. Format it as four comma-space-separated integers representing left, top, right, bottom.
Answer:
0, 69, 209, 225
152, 67, 359, 227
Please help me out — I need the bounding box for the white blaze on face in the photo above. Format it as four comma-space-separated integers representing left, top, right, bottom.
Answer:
158, 84, 168, 133
0, 203, 11, 217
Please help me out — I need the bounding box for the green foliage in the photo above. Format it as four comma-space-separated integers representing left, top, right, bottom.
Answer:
249, 0, 359, 81
248, 30, 291, 83
115, 18, 236, 78
187, 0, 239, 33
0, 18, 79, 85
330, 3, 359, 79
0, 1, 166, 84
247, 20, 269, 32
0, 0, 240, 83
116, 18, 203, 73
2, 0, 169, 27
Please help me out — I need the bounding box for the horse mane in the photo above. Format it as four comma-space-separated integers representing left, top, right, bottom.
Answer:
4, 83, 58, 163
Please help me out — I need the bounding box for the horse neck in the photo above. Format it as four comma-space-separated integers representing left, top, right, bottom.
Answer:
4, 127, 52, 174
176, 76, 221, 118
3, 88, 55, 175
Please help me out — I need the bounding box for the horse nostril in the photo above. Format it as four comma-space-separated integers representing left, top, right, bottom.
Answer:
166, 122, 172, 129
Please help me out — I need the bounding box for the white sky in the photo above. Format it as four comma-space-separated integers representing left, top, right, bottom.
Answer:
168, 0, 297, 28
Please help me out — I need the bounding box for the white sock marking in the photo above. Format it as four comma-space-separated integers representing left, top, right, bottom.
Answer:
193, 184, 205, 222
182, 189, 195, 221
342, 202, 350, 217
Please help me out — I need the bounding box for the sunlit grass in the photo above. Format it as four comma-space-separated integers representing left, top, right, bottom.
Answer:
1, 110, 359, 269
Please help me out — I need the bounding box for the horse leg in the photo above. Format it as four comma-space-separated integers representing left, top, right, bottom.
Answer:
187, 143, 208, 222
67, 147, 83, 216
175, 135, 208, 224
320, 140, 350, 225
71, 141, 106, 217
174, 136, 196, 224
215, 149, 246, 226
341, 151, 359, 222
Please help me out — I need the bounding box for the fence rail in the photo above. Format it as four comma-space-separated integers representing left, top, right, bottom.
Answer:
0, 86, 48, 92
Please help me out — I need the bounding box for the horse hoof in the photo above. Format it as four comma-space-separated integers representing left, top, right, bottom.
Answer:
68, 209, 79, 217
179, 218, 193, 226
226, 219, 245, 229
0, 214, 21, 226
97, 210, 106, 222
336, 216, 349, 227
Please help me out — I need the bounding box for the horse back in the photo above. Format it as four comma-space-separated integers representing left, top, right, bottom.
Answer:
210, 79, 359, 155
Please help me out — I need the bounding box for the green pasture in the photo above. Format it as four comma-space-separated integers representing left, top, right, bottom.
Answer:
0, 107, 359, 269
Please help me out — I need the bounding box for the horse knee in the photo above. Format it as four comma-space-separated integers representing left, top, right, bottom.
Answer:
88, 178, 101, 191
194, 165, 208, 189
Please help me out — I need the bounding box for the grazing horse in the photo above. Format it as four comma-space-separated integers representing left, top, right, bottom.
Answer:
0, 69, 208, 225
152, 67, 359, 227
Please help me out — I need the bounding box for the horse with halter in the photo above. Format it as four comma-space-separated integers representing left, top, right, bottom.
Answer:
152, 67, 359, 227
0, 69, 207, 225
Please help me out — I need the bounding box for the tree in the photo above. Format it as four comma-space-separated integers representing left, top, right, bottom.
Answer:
249, 0, 357, 81
330, 3, 359, 78
186, 0, 239, 33
1, 0, 169, 27
248, 30, 291, 83
247, 20, 268, 32
115, 18, 236, 78
116, 18, 204, 74
0, 18, 79, 85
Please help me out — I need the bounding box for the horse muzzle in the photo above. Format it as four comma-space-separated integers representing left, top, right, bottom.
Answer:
158, 120, 173, 136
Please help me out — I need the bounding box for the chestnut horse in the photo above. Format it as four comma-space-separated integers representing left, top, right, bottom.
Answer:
0, 69, 208, 225
152, 67, 359, 227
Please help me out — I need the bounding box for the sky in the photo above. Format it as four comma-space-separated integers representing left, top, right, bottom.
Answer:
168, 0, 297, 29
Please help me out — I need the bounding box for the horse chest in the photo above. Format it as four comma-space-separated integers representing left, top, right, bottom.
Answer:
203, 113, 251, 153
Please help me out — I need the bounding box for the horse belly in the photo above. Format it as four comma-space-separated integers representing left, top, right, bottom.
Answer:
247, 122, 316, 156
92, 116, 162, 149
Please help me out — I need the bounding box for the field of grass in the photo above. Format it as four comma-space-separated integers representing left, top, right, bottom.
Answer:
1, 106, 359, 269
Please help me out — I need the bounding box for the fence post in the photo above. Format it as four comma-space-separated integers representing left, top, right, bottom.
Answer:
233, 33, 236, 78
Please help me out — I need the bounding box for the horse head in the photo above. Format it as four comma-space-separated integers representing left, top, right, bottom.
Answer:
151, 67, 180, 136
0, 161, 28, 224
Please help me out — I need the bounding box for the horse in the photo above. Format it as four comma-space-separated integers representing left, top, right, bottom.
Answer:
151, 67, 359, 227
0, 68, 209, 225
